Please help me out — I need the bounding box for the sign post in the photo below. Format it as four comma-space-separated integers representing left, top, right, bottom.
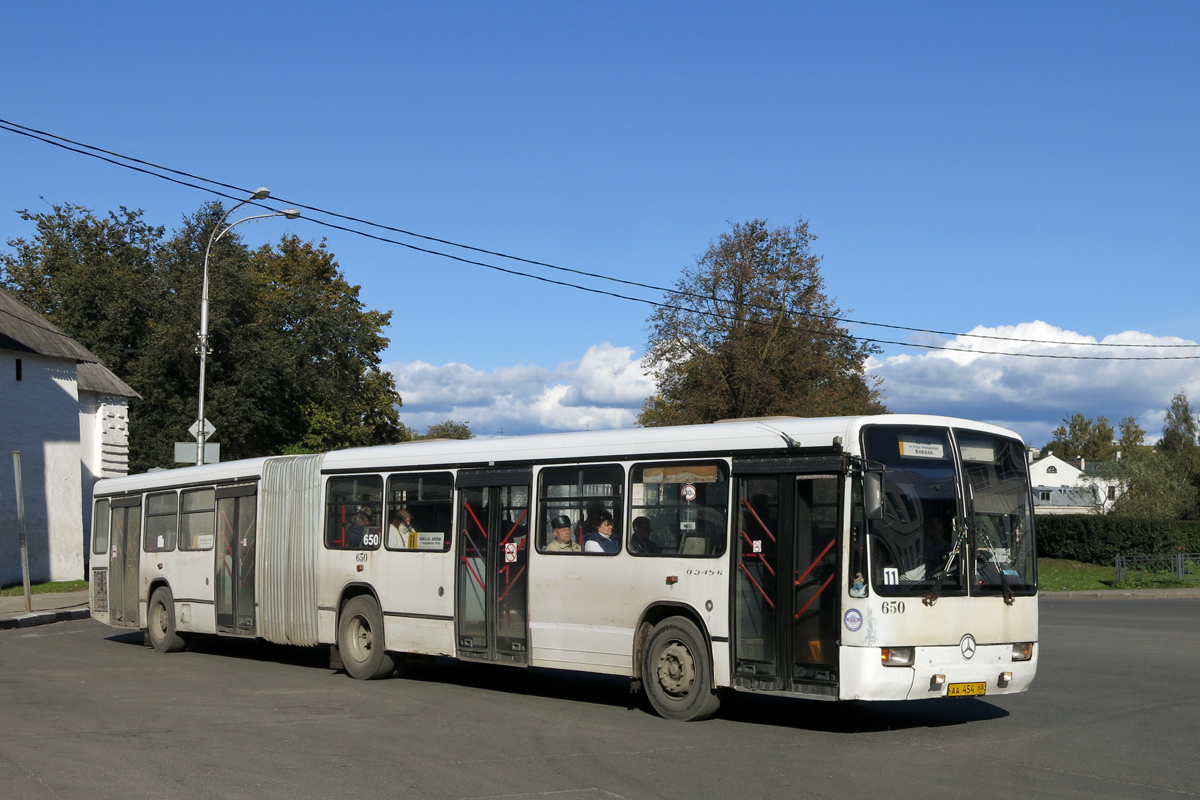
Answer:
187, 419, 217, 465
11, 451, 32, 613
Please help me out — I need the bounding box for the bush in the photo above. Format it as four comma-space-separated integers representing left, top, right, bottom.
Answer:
1035, 515, 1200, 564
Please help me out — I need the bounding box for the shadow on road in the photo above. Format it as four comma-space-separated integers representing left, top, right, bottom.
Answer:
399, 658, 1011, 732
718, 691, 1009, 731
102, 630, 1010, 731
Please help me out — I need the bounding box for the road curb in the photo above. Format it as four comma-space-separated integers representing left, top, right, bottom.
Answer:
0, 608, 91, 630
1042, 589, 1200, 600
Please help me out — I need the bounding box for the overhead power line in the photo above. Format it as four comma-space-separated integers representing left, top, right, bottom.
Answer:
3, 117, 1199, 362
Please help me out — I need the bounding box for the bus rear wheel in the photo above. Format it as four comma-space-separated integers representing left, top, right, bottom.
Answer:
147, 587, 186, 653
338, 596, 396, 680
642, 617, 721, 721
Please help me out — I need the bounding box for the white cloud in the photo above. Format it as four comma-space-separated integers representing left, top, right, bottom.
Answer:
869, 321, 1200, 446
386, 343, 654, 436
386, 323, 1200, 447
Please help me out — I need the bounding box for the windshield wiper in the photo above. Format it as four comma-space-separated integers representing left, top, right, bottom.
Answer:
923, 517, 968, 607
974, 525, 1016, 606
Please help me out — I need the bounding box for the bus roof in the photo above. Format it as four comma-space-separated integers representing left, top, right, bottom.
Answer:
93, 414, 1023, 496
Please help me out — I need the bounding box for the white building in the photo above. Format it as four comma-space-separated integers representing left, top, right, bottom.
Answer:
1028, 453, 1120, 515
0, 288, 137, 585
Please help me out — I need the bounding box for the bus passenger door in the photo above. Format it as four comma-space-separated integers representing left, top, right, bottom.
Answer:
733, 462, 843, 693
215, 485, 258, 635
455, 470, 530, 664
108, 497, 142, 628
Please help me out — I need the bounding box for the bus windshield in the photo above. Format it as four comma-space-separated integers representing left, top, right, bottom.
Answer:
955, 430, 1035, 595
862, 426, 964, 596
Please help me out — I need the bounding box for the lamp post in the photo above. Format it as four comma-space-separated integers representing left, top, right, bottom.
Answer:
195, 188, 300, 465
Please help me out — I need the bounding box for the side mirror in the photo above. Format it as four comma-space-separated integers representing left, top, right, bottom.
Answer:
864, 473, 884, 520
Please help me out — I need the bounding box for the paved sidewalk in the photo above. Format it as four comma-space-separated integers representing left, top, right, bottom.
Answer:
0, 589, 91, 630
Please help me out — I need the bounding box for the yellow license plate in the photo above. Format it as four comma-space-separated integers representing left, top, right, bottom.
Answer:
947, 682, 986, 697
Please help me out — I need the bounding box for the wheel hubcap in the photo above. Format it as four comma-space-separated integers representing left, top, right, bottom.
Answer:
656, 640, 696, 698
349, 617, 373, 661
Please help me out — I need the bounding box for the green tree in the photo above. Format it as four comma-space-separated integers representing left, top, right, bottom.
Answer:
1158, 392, 1199, 518
0, 203, 164, 377
1159, 392, 1197, 456
2, 202, 405, 471
415, 420, 475, 440
1040, 413, 1116, 462
638, 218, 884, 426
1117, 415, 1147, 457
1101, 450, 1195, 519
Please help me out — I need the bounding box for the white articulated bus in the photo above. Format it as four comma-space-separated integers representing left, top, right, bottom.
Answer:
89, 414, 1038, 721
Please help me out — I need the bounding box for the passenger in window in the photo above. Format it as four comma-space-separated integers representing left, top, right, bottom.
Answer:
347, 506, 377, 548
583, 510, 619, 554
581, 503, 608, 534
545, 515, 581, 552
388, 508, 415, 549
629, 516, 660, 554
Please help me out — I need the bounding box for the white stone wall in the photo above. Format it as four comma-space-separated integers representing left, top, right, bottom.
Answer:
78, 391, 130, 553
0, 351, 85, 584
1030, 454, 1120, 514
1029, 454, 1083, 488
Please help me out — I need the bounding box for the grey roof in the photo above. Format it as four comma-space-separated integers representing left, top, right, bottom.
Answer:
1033, 484, 1097, 508
76, 361, 140, 398
0, 287, 139, 398
0, 287, 98, 362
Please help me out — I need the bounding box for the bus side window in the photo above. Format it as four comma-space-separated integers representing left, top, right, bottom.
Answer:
536, 465, 623, 555
92, 499, 111, 555
385, 472, 453, 552
180, 489, 216, 551
325, 475, 384, 550
144, 491, 178, 552
629, 461, 729, 557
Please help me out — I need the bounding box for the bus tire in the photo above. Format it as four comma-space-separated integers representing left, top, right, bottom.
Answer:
147, 587, 186, 654
338, 596, 395, 680
642, 617, 721, 721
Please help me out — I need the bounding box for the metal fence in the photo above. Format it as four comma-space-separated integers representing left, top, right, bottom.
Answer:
1114, 553, 1200, 583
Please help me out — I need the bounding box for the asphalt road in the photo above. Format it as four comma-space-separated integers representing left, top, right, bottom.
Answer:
1, 598, 1197, 800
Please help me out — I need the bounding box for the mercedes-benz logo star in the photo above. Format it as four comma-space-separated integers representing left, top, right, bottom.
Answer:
960, 633, 977, 660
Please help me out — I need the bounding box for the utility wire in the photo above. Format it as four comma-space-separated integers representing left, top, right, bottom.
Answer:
5, 118, 1192, 352
3, 118, 1199, 361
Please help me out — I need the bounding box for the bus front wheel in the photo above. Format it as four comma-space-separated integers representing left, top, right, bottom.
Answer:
338, 596, 396, 680
147, 587, 186, 653
642, 617, 721, 721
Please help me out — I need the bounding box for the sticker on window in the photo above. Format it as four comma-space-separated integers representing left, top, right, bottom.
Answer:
898, 437, 945, 459
642, 464, 720, 484
958, 438, 996, 463
416, 531, 444, 550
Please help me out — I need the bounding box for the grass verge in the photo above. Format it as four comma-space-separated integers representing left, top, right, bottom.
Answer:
0, 580, 89, 597
1038, 558, 1115, 591
1039, 558, 1195, 591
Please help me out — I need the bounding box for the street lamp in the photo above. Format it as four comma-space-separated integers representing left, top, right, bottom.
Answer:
195, 188, 300, 465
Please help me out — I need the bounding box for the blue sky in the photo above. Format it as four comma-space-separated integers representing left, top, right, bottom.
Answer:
2, 2, 1197, 446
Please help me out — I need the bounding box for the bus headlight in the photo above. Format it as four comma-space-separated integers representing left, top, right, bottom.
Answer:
881, 647, 914, 666
1011, 642, 1034, 661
